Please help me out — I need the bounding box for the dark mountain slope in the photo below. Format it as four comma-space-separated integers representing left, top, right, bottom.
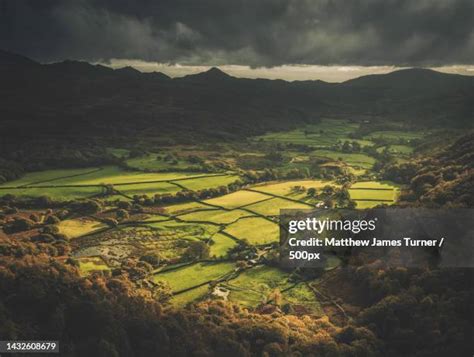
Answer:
0, 50, 472, 147
0, 49, 39, 66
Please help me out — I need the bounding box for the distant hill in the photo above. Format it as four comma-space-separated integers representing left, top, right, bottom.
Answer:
0, 49, 39, 67
0, 50, 472, 146
180, 67, 233, 82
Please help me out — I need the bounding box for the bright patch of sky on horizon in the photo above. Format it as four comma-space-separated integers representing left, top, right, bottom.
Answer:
97, 59, 474, 82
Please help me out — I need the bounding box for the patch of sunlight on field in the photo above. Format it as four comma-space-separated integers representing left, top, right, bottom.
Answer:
376, 145, 414, 155
225, 266, 290, 307
351, 139, 374, 147
282, 283, 323, 315
0, 168, 101, 188
177, 175, 240, 191
114, 182, 181, 197
153, 262, 236, 292
79, 257, 109, 275
389, 145, 414, 154
350, 181, 401, 190
0, 186, 102, 201
58, 219, 107, 239
252, 180, 332, 199
141, 214, 170, 222
204, 190, 269, 209
244, 197, 311, 216
44, 166, 202, 185
171, 285, 210, 306
354, 200, 395, 209
164, 201, 213, 215
364, 130, 424, 141
312, 150, 376, 168
349, 189, 396, 201
347, 167, 367, 176
145, 221, 220, 240
178, 209, 254, 224
348, 181, 401, 208
209, 233, 238, 258
126, 153, 201, 171
255, 119, 360, 147
224, 217, 279, 245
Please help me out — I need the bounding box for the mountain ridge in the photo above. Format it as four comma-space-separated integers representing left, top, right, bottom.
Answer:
0, 49, 472, 146
2, 49, 472, 85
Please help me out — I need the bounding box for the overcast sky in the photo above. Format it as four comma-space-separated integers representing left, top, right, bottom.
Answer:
1, 0, 473, 81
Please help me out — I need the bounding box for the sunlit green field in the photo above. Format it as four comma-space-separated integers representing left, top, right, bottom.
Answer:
0, 167, 101, 187
251, 180, 333, 199
364, 130, 424, 141
256, 119, 359, 147
58, 219, 107, 239
178, 209, 253, 224
349, 181, 400, 208
209, 233, 238, 258
224, 217, 279, 245
115, 182, 182, 197
377, 144, 414, 154
204, 190, 269, 209
225, 266, 291, 307
164, 201, 212, 215
312, 150, 376, 168
171, 284, 210, 306
244, 197, 311, 216
0, 186, 103, 200
78, 257, 110, 275
45, 166, 200, 186
126, 153, 201, 171
177, 174, 239, 191
0, 166, 236, 201
153, 262, 236, 292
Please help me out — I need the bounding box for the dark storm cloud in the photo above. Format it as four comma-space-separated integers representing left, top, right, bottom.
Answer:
1, 0, 473, 66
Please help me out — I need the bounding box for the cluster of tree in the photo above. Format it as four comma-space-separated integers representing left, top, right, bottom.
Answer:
0, 158, 24, 184
0, 194, 67, 210
309, 185, 356, 208
236, 153, 285, 170
309, 161, 352, 181
0, 257, 384, 356
0, 142, 119, 184
332, 140, 362, 153
382, 133, 473, 207
0, 226, 389, 356
227, 240, 257, 261
7, 229, 469, 357
129, 184, 235, 206
346, 264, 472, 356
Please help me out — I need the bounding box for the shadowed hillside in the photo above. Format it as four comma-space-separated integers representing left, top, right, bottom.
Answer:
0, 50, 473, 148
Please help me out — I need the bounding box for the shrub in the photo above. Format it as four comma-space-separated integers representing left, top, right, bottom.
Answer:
42, 225, 59, 234
116, 209, 129, 220
31, 234, 55, 243
4, 218, 34, 233
45, 215, 60, 224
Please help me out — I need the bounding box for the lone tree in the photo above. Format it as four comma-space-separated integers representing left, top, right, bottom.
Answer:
307, 187, 317, 197
116, 209, 129, 221
184, 241, 210, 261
